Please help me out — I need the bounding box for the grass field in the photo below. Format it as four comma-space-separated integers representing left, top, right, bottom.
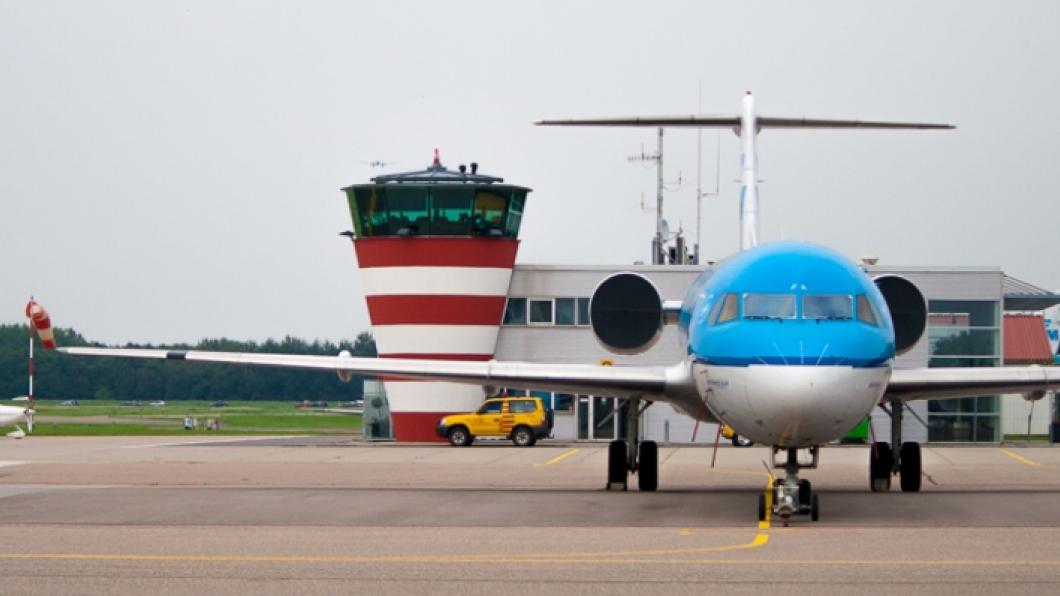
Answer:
23, 400, 362, 436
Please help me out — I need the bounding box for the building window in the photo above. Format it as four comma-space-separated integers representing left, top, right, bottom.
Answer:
503, 298, 527, 325
502, 297, 592, 327
529, 299, 553, 325
926, 299, 1001, 442
554, 393, 575, 413
555, 298, 576, 326
577, 298, 590, 326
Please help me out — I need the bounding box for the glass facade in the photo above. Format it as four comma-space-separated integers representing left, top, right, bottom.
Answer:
346, 184, 529, 238
926, 299, 1001, 442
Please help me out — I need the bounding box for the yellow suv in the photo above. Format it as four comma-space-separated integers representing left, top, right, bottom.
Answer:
436, 397, 552, 447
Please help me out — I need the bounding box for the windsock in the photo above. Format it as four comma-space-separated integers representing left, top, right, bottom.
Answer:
25, 299, 56, 350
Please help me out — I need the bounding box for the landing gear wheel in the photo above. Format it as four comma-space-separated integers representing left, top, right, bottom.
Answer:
607, 440, 628, 489
870, 442, 893, 492
810, 493, 820, 522
899, 442, 922, 492
798, 479, 812, 509
447, 426, 471, 447
511, 426, 535, 447
638, 440, 658, 492
758, 493, 767, 522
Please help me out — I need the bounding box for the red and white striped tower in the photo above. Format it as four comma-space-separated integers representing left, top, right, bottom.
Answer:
342, 152, 530, 441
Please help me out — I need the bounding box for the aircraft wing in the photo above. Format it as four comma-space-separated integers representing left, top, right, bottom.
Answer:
885, 366, 1060, 402
58, 347, 708, 419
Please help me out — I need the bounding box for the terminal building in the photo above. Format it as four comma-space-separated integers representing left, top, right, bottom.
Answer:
342, 158, 1060, 444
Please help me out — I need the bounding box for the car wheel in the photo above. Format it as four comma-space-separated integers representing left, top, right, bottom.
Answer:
448, 426, 471, 447
512, 426, 535, 447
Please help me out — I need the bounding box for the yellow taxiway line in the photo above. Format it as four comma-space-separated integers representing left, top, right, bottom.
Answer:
535, 448, 580, 466
1000, 448, 1045, 468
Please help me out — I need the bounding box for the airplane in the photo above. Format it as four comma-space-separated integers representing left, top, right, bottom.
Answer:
0, 403, 35, 439
361, 160, 398, 169
59, 93, 1060, 522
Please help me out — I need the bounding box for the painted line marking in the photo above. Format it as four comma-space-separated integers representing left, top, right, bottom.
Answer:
758, 472, 774, 530
0, 535, 771, 564
122, 438, 277, 449
1000, 448, 1045, 467
0, 461, 28, 469
534, 448, 580, 467
9, 551, 1060, 567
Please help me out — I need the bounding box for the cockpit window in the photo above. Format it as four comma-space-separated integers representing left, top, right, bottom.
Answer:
713, 293, 739, 324
856, 294, 880, 326
803, 294, 853, 320
743, 294, 796, 320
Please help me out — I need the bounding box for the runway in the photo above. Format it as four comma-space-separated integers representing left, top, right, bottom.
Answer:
2, 436, 1059, 594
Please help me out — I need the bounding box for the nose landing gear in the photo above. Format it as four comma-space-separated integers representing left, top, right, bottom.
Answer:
759, 446, 821, 525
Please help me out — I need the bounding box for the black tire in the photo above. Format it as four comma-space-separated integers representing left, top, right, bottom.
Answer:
798, 479, 812, 509
899, 442, 922, 492
758, 493, 767, 522
608, 440, 627, 488
511, 426, 535, 447
447, 426, 471, 447
870, 442, 893, 492
810, 493, 820, 522
638, 440, 658, 492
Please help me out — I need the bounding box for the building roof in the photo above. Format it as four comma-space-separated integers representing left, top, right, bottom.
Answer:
1003, 314, 1054, 364
358, 150, 506, 185
1003, 275, 1060, 311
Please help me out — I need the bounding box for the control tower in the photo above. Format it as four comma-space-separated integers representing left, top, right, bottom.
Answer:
341, 151, 531, 441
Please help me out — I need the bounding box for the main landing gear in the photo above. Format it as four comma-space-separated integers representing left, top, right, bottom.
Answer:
869, 400, 922, 492
759, 446, 821, 525
606, 398, 658, 491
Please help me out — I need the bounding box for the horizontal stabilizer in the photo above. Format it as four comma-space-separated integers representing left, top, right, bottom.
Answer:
536, 115, 954, 130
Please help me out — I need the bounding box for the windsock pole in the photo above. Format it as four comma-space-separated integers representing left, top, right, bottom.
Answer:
25, 297, 56, 407
28, 321, 34, 402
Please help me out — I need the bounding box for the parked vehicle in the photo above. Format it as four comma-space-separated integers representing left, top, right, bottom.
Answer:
436, 397, 552, 447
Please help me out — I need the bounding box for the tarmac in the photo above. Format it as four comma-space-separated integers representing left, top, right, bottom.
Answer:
1, 436, 1059, 594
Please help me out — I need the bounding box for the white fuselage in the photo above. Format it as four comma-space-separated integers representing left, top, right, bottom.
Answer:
694, 363, 891, 448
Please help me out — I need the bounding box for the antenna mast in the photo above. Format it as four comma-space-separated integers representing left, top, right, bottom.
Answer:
694, 84, 721, 265
628, 128, 665, 264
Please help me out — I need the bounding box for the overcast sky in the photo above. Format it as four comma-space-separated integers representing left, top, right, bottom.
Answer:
2, 1, 1058, 345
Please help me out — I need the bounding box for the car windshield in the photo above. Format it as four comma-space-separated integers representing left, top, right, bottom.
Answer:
743, 294, 796, 319
478, 402, 502, 414
803, 294, 853, 320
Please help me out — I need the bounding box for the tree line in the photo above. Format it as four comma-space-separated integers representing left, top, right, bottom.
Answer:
0, 324, 377, 401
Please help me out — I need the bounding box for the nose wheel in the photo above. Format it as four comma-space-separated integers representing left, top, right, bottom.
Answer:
761, 446, 821, 525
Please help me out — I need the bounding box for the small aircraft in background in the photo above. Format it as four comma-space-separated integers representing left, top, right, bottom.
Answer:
1, 402, 34, 439
361, 160, 399, 169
